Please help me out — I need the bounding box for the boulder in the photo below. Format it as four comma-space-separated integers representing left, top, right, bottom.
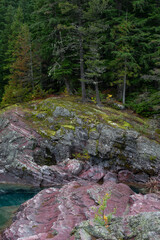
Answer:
79, 166, 105, 182
53, 106, 73, 118
64, 159, 84, 175
118, 170, 135, 182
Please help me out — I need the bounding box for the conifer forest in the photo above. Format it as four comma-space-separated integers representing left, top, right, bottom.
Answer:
0, 0, 159, 117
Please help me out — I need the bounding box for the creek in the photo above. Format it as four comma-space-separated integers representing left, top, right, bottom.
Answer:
0, 184, 41, 231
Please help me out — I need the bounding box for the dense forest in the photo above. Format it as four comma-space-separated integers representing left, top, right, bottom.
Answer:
0, 0, 159, 116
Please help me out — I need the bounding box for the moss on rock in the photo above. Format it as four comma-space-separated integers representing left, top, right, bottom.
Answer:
1, 96, 157, 143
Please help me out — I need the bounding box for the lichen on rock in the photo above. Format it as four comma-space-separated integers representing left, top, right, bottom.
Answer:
74, 212, 160, 240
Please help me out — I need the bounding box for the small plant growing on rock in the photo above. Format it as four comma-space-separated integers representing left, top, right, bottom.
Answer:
92, 193, 116, 228
145, 177, 160, 193
72, 150, 90, 161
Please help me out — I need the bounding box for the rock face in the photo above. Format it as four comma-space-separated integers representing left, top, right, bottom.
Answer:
2, 181, 160, 240
29, 99, 160, 176
0, 109, 75, 186
51, 122, 160, 175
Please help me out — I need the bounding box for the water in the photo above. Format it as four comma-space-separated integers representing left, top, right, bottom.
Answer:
0, 184, 41, 231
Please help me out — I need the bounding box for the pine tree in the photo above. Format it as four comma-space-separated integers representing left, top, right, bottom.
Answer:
58, 0, 88, 101
141, 1, 160, 90
1, 4, 38, 105
0, 1, 18, 100
84, 0, 109, 105
31, 0, 61, 90
2, 24, 34, 104
48, 9, 78, 95
109, 15, 140, 104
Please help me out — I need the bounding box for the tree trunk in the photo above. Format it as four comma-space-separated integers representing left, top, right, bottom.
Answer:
115, 0, 122, 15
95, 80, 101, 105
64, 78, 72, 95
122, 57, 127, 105
117, 84, 123, 100
29, 41, 34, 91
79, 18, 86, 102
59, 31, 72, 95
156, 0, 160, 7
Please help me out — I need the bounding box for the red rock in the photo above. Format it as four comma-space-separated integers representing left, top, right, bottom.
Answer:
103, 171, 118, 183
3, 180, 160, 240
129, 193, 160, 215
2, 181, 133, 240
118, 170, 135, 183
64, 159, 83, 175
118, 170, 150, 184
79, 166, 105, 181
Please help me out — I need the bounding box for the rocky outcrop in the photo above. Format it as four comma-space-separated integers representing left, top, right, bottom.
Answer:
29, 99, 160, 176
2, 181, 160, 240
1, 99, 160, 187
63, 126, 160, 175
0, 97, 160, 187
49, 120, 160, 176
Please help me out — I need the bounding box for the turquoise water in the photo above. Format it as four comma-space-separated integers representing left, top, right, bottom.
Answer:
0, 184, 41, 230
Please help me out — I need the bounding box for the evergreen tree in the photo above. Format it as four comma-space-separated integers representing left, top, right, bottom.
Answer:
59, 0, 88, 101
31, 0, 60, 90
48, 3, 78, 94
4, 6, 24, 80
109, 15, 140, 104
85, 0, 109, 105
0, 1, 18, 100
141, 1, 160, 90
2, 24, 34, 104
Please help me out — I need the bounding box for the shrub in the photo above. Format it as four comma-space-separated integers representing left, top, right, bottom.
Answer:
91, 193, 116, 227
126, 91, 160, 117
1, 83, 49, 106
1, 81, 30, 105
29, 84, 48, 100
